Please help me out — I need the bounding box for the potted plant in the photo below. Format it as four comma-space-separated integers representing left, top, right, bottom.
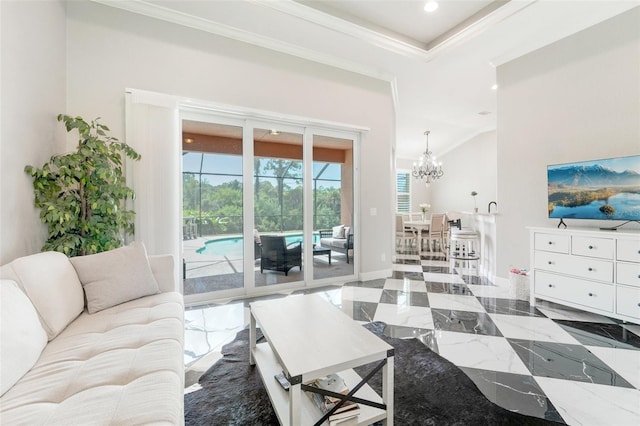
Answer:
419, 203, 430, 221
471, 191, 478, 212
25, 114, 141, 256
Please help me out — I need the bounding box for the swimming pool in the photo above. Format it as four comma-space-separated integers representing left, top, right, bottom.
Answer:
197, 233, 319, 257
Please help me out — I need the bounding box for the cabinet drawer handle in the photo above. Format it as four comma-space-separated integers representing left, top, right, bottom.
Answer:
548, 284, 553, 288
588, 292, 594, 297
548, 241, 553, 245
588, 267, 593, 272
548, 261, 553, 265
588, 245, 594, 249
637, 303, 640, 307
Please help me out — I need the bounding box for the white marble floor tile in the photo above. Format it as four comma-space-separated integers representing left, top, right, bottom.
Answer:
467, 284, 514, 299
489, 314, 581, 344
535, 377, 640, 426
423, 272, 465, 284
392, 263, 424, 272
383, 278, 427, 293
534, 300, 617, 323
427, 293, 486, 313
340, 286, 383, 303
436, 330, 530, 375
421, 259, 450, 267
587, 346, 640, 389
373, 303, 434, 329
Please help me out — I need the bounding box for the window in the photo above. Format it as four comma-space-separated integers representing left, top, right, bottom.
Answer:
396, 171, 410, 213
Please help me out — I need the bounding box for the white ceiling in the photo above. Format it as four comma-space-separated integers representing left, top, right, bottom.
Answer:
99, 0, 639, 159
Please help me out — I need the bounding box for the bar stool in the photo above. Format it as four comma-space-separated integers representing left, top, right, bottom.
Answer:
449, 229, 480, 275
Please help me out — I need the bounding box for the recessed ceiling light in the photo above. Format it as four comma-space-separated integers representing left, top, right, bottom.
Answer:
269, 129, 280, 135
424, 1, 438, 13
491, 84, 498, 90
184, 137, 194, 144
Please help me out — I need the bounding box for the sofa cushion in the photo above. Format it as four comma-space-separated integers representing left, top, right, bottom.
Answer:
332, 225, 345, 238
0, 292, 184, 424
0, 280, 48, 396
70, 241, 160, 314
0, 251, 84, 341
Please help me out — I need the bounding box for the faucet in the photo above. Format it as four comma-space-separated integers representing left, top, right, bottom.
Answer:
488, 201, 497, 213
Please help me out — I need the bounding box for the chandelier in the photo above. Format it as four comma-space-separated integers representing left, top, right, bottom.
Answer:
412, 130, 443, 183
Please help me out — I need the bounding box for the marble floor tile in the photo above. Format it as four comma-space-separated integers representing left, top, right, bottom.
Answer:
428, 293, 486, 312
460, 367, 563, 422
392, 263, 424, 273
534, 300, 617, 323
466, 284, 513, 298
424, 281, 473, 295
380, 289, 430, 307
343, 278, 386, 289
535, 377, 640, 426
489, 314, 581, 344
383, 278, 427, 293
391, 271, 425, 280
373, 303, 434, 329
555, 320, 640, 350
420, 259, 450, 267
436, 330, 529, 375
383, 324, 439, 353
340, 286, 383, 303
509, 339, 633, 388
431, 308, 503, 337
477, 297, 546, 317
423, 271, 466, 284
459, 274, 496, 286
340, 300, 378, 322
587, 346, 640, 389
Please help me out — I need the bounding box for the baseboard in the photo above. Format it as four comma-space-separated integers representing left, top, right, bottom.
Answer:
359, 268, 392, 282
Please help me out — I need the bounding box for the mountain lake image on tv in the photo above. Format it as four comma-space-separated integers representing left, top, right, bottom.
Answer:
548, 155, 640, 221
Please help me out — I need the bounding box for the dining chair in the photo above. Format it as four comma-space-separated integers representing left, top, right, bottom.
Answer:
422, 213, 445, 252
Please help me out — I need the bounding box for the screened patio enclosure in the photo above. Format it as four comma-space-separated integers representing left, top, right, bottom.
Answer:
181, 119, 355, 299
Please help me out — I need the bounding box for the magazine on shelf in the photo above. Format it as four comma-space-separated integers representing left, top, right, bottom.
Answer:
306, 373, 360, 422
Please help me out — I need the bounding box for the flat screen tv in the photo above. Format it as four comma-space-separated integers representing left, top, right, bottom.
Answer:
547, 154, 640, 223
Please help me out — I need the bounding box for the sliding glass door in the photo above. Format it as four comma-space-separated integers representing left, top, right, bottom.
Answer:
180, 111, 358, 303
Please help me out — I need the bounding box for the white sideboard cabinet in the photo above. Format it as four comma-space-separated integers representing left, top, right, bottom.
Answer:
528, 227, 640, 324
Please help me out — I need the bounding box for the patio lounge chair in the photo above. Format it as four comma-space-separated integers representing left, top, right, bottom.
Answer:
259, 235, 302, 276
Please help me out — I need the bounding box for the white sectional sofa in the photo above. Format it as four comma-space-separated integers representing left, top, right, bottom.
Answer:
0, 242, 184, 425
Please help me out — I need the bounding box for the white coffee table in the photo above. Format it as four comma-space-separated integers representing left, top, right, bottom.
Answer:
249, 294, 394, 426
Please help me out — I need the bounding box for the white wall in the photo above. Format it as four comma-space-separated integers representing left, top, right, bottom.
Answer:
497, 7, 640, 276
65, 2, 395, 275
429, 130, 498, 221
0, 0, 67, 264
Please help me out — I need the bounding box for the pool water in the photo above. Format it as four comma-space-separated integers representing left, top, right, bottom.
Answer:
197, 233, 319, 257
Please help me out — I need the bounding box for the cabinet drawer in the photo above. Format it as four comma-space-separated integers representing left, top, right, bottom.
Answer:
535, 271, 613, 312
534, 233, 569, 253
571, 236, 614, 260
616, 286, 640, 320
617, 262, 640, 288
534, 251, 613, 282
617, 239, 640, 263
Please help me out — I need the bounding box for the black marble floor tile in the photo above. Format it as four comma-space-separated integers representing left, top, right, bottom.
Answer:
554, 321, 640, 350
391, 271, 425, 280
344, 279, 386, 289
460, 275, 496, 286
380, 289, 430, 307
431, 308, 503, 337
477, 297, 546, 317
342, 300, 378, 322
394, 258, 421, 265
425, 281, 473, 296
382, 324, 439, 353
508, 339, 634, 388
460, 367, 565, 423
422, 266, 452, 274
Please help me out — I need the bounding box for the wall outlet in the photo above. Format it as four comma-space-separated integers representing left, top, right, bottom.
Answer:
370, 207, 377, 216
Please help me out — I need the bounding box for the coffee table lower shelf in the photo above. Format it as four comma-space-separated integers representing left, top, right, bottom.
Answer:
252, 342, 388, 426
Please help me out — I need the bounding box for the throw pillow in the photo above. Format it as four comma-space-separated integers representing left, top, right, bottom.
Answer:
70, 241, 160, 314
0, 279, 48, 396
332, 225, 345, 239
